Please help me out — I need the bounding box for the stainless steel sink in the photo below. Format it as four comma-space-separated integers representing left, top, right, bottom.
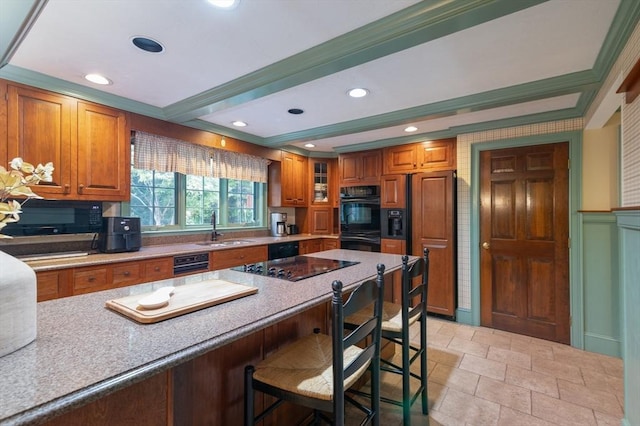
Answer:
196, 240, 252, 247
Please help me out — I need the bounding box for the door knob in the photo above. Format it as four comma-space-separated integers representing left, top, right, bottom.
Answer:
482, 242, 490, 250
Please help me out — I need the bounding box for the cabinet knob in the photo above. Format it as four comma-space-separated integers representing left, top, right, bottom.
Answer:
63, 184, 70, 194
154, 266, 160, 272
482, 242, 490, 250
88, 276, 95, 282
123, 271, 130, 276
78, 184, 84, 194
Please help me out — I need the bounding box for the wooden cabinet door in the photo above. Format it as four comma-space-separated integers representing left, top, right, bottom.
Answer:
381, 174, 406, 208
76, 102, 129, 200
339, 150, 381, 185
411, 171, 456, 316
383, 144, 416, 174
281, 152, 307, 206
309, 207, 332, 234
7, 84, 75, 197
380, 239, 405, 304
36, 269, 72, 301
338, 153, 361, 185
360, 149, 381, 183
299, 239, 323, 254
416, 138, 456, 171
322, 238, 339, 250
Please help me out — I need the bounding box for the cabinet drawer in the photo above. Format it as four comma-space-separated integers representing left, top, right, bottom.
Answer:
211, 246, 267, 270
299, 239, 323, 254
112, 263, 142, 286
73, 267, 109, 294
143, 258, 173, 281
322, 239, 339, 250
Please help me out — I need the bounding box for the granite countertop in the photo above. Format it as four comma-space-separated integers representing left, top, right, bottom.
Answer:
0, 249, 410, 425
21, 234, 339, 272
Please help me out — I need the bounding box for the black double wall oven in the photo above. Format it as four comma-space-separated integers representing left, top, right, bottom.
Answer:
339, 185, 381, 252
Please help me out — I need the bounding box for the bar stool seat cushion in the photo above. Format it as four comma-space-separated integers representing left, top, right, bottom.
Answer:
347, 302, 420, 334
253, 333, 369, 401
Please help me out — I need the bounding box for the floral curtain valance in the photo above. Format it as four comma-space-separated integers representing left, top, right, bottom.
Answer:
133, 131, 269, 183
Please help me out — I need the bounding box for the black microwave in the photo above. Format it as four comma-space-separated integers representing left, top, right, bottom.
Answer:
1, 200, 102, 237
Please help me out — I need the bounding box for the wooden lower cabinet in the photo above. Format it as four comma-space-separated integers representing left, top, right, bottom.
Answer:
322, 238, 339, 250
381, 238, 405, 304
36, 269, 73, 301
73, 265, 110, 294
210, 246, 267, 270
142, 257, 174, 282
38, 256, 174, 298
299, 239, 323, 254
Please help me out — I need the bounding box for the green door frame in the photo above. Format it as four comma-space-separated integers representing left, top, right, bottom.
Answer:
469, 130, 584, 348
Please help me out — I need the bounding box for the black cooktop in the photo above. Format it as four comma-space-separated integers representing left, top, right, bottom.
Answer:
231, 256, 360, 282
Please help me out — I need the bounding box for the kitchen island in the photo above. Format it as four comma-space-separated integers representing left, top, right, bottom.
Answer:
0, 250, 411, 425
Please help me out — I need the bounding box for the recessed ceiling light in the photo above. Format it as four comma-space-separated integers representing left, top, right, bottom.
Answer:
232, 121, 247, 127
84, 74, 111, 85
208, 0, 239, 8
348, 88, 368, 98
288, 108, 304, 115
304, 143, 315, 148
404, 126, 418, 132
131, 36, 164, 53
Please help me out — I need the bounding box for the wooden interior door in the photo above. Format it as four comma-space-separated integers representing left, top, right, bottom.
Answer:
480, 143, 570, 343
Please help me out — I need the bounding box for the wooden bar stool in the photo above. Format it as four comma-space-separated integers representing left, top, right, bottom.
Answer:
244, 264, 386, 425
346, 248, 429, 425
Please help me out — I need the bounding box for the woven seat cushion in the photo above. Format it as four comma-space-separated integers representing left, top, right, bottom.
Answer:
346, 302, 420, 333
253, 333, 368, 401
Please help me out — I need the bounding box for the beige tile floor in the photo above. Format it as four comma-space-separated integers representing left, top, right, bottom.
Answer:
347, 317, 624, 426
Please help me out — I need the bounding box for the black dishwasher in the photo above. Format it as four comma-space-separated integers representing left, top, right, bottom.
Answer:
268, 241, 299, 260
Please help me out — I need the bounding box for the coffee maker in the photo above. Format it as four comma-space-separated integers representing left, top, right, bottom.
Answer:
270, 212, 287, 237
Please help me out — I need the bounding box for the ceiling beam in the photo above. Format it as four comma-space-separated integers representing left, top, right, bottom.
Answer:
162, 0, 549, 123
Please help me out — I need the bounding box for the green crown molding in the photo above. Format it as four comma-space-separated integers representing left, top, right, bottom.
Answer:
162, 0, 548, 123
0, 65, 165, 119
265, 71, 595, 147
590, 0, 640, 82
0, 0, 46, 68
182, 118, 265, 145
332, 108, 582, 154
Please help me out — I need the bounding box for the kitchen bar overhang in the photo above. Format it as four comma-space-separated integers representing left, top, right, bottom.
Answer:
0, 249, 415, 425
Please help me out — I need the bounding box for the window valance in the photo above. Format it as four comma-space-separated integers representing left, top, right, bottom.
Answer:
133, 131, 269, 182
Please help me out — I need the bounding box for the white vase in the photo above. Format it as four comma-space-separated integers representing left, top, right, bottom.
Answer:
0, 250, 37, 357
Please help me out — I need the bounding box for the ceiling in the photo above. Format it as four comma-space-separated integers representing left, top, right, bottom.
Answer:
1, 0, 638, 155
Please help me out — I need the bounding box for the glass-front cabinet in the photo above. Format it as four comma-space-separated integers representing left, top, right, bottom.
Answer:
309, 158, 334, 205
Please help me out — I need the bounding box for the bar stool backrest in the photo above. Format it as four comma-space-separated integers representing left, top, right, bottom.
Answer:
331, 263, 385, 421
401, 248, 429, 327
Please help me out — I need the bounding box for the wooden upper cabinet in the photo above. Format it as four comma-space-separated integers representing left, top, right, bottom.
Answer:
269, 151, 308, 207
382, 144, 416, 174
7, 84, 75, 197
383, 138, 456, 174
338, 149, 381, 185
380, 174, 406, 208
76, 102, 129, 200
309, 158, 332, 205
6, 82, 130, 201
308, 206, 332, 234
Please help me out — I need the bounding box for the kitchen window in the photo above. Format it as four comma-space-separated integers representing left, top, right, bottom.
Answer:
124, 145, 267, 231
